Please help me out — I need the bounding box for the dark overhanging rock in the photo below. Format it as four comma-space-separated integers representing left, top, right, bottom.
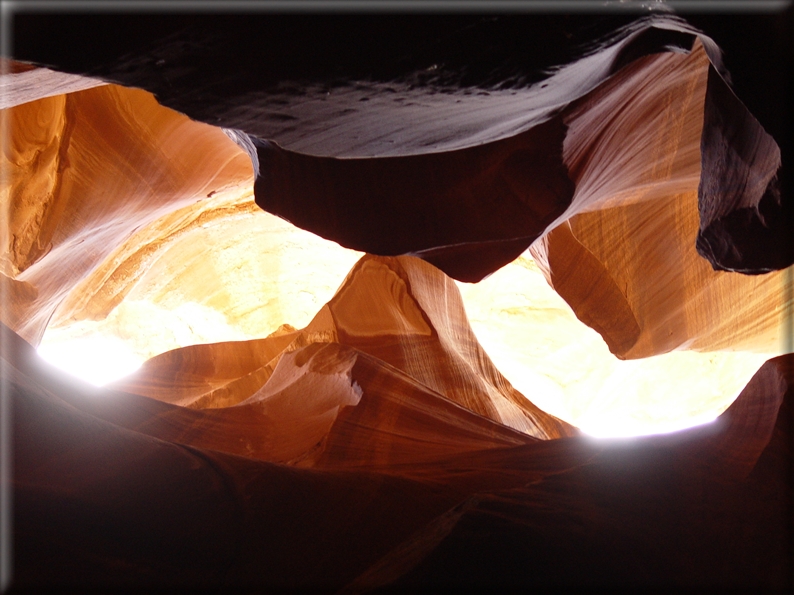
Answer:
251, 117, 574, 283
697, 65, 790, 274
9, 9, 792, 277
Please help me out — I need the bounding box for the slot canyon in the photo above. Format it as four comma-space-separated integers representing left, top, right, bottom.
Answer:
1, 5, 792, 593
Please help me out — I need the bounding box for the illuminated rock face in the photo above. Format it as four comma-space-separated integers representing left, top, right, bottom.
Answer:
0, 82, 252, 345
2, 11, 793, 592
112, 254, 575, 442
456, 255, 772, 437
5, 322, 793, 591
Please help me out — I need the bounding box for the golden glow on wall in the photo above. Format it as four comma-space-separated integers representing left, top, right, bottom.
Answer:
455, 253, 771, 437
37, 195, 364, 385
10, 70, 778, 438
36, 207, 770, 437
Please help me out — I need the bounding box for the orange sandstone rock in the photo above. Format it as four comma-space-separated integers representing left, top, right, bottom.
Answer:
1, 81, 252, 344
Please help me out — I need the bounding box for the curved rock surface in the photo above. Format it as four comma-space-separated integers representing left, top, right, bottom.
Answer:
10, 12, 792, 275
112, 254, 576, 441
4, 319, 792, 590
2, 7, 792, 593
0, 82, 253, 344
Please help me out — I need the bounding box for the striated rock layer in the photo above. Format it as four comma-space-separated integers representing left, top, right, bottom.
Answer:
0, 82, 253, 344
4, 317, 793, 591
10, 13, 792, 276
112, 254, 575, 442
2, 8, 792, 593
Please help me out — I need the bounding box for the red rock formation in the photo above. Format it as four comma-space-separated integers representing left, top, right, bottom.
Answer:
530, 40, 791, 360
252, 118, 573, 282
10, 14, 792, 278
0, 83, 252, 344
111, 254, 575, 444
4, 317, 792, 591
2, 9, 792, 594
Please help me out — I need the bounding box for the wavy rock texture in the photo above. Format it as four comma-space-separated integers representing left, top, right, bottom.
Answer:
0, 83, 253, 344
455, 254, 771, 436
4, 319, 793, 591
10, 14, 792, 276
2, 9, 793, 593
529, 40, 791, 360
112, 254, 575, 441
35, 184, 364, 382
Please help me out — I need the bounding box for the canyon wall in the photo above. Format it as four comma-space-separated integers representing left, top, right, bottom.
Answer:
2, 10, 792, 592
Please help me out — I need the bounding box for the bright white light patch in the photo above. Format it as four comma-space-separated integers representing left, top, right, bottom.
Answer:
37, 193, 771, 436
37, 335, 144, 386
457, 252, 772, 438
38, 203, 362, 388
578, 411, 720, 438
37, 300, 251, 386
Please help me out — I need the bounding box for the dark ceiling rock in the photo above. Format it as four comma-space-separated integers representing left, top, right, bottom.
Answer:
8, 8, 792, 277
